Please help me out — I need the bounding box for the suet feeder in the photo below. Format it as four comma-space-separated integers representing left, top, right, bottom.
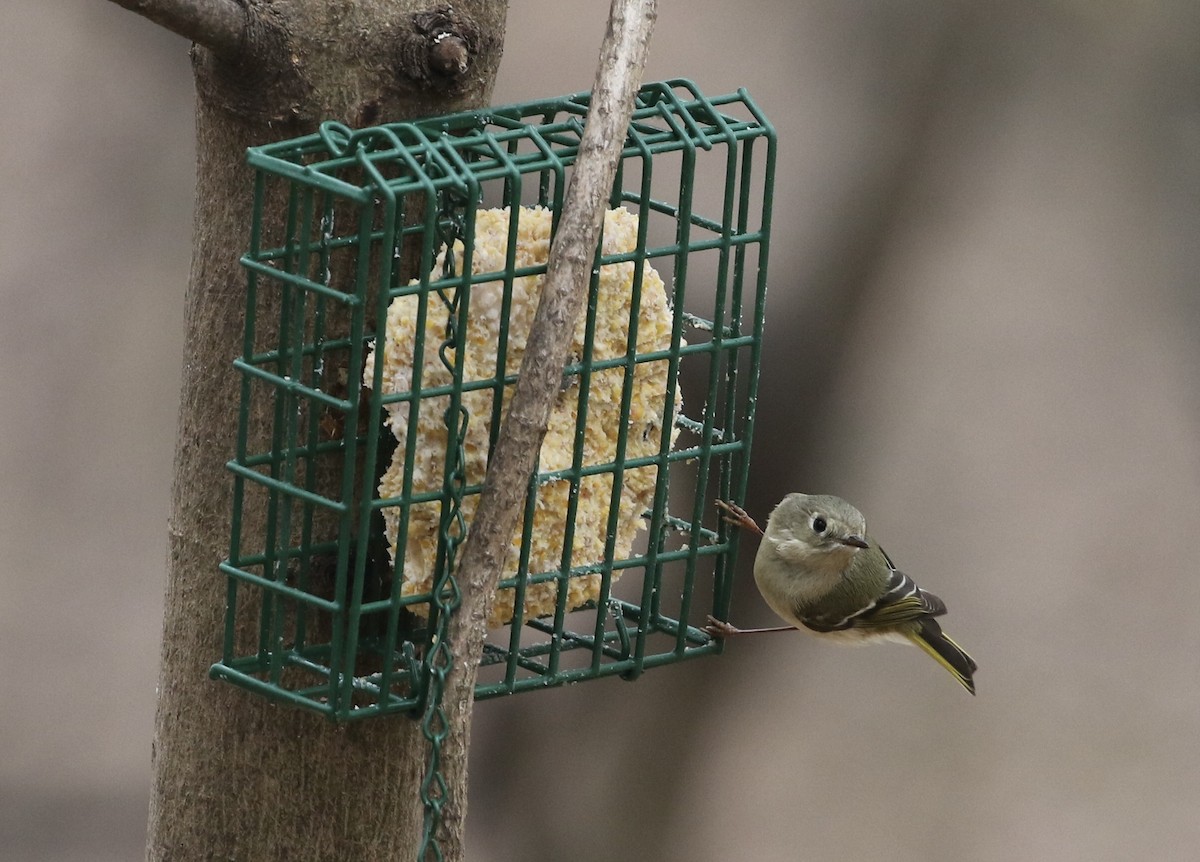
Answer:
210, 79, 777, 721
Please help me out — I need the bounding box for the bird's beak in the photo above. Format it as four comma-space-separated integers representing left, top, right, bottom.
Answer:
840, 535, 869, 549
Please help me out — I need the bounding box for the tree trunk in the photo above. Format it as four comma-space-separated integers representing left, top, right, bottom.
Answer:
144, 2, 506, 859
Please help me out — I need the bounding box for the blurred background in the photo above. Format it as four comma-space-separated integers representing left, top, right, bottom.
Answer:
3, 1, 1199, 860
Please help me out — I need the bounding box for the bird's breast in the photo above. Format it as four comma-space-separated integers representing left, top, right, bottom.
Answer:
753, 542, 843, 616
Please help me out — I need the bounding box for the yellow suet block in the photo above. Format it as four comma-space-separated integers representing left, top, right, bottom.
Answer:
368, 206, 681, 628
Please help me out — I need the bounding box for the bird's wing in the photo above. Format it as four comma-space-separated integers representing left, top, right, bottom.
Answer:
852, 567, 945, 628
797, 548, 946, 633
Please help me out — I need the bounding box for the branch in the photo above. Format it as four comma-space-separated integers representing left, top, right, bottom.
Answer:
108, 0, 248, 58
450, 0, 657, 658
436, 0, 658, 851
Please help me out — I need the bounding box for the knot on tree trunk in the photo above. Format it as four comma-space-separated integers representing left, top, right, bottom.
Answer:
401, 4, 480, 89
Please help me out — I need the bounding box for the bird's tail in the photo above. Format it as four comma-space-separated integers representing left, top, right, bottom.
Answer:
908, 619, 977, 695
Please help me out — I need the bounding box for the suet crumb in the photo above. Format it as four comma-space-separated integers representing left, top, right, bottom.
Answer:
368, 206, 681, 628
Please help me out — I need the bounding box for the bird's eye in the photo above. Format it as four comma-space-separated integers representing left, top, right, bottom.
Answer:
812, 516, 827, 534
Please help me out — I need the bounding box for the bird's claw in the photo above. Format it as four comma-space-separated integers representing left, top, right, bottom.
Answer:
715, 499, 763, 536
704, 614, 742, 639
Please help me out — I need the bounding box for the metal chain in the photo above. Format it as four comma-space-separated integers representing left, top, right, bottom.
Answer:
418, 188, 470, 862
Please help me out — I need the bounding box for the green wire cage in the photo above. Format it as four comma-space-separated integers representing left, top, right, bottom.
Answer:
210, 79, 776, 722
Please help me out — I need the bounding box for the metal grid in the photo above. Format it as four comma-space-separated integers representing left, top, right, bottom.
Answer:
210, 79, 776, 722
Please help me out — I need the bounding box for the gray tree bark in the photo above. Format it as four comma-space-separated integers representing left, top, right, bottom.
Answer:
124, 2, 507, 859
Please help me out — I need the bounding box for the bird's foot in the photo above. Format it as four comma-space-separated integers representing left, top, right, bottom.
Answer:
704, 615, 744, 639
715, 499, 763, 536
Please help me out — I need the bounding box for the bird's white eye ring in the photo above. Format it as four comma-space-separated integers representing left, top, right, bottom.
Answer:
812, 516, 827, 534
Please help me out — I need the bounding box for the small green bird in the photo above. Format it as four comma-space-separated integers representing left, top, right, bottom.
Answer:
706, 494, 977, 694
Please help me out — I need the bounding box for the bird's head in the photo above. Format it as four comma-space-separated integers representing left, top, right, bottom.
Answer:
763, 492, 870, 573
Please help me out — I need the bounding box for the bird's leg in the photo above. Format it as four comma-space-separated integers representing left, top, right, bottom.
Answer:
708, 500, 782, 638
715, 499, 764, 536
704, 615, 797, 638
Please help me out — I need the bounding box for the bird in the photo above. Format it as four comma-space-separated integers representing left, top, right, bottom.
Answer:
706, 494, 977, 694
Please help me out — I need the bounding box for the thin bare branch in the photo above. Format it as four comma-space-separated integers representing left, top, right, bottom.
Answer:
451, 0, 658, 644
435, 0, 657, 854
108, 0, 247, 58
